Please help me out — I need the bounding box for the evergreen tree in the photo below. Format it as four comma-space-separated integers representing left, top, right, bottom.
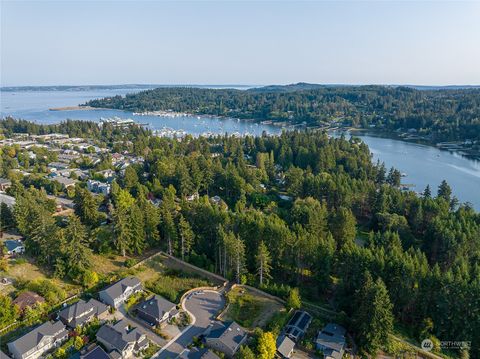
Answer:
256, 241, 272, 286
74, 187, 99, 226
112, 206, 131, 257
178, 214, 194, 261
353, 273, 394, 355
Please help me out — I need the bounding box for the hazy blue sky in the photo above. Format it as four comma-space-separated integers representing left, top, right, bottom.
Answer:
1, 1, 479, 86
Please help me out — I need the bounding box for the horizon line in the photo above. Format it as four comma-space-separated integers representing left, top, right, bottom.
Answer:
2, 82, 480, 90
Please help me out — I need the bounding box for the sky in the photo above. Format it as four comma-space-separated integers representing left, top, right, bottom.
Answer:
1, 0, 480, 86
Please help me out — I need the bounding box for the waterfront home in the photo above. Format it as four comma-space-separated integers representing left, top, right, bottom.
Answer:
134, 295, 178, 327
315, 323, 346, 359
204, 321, 247, 358
7, 321, 68, 359
58, 298, 109, 328
96, 320, 149, 359
98, 276, 142, 308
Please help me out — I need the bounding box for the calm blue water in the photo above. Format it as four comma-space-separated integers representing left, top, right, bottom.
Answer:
334, 131, 480, 210
0, 88, 282, 137
1, 88, 479, 209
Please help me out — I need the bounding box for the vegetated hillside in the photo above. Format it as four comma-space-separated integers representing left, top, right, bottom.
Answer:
85, 84, 480, 142
2, 118, 479, 357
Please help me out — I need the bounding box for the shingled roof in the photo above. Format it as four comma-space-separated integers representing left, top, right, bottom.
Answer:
7, 321, 67, 357
58, 298, 108, 327
96, 320, 147, 353
12, 291, 45, 311
99, 277, 141, 302
135, 295, 176, 322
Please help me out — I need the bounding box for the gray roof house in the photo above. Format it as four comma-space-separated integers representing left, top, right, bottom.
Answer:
0, 193, 16, 208
276, 334, 295, 358
3, 240, 25, 255
80, 345, 111, 359
204, 321, 247, 358
188, 348, 220, 359
53, 177, 77, 189
98, 277, 142, 308
134, 295, 178, 327
58, 298, 109, 328
96, 320, 149, 359
284, 310, 312, 342
315, 323, 346, 359
7, 321, 68, 359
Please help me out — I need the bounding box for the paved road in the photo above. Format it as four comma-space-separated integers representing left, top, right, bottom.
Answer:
155, 290, 225, 359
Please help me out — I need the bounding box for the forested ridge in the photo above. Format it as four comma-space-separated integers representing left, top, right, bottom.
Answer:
1, 119, 479, 357
85, 84, 480, 143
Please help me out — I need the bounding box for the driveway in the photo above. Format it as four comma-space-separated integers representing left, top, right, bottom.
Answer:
154, 290, 225, 359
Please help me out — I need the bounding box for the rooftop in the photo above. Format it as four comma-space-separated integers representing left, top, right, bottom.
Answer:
99, 276, 142, 301
12, 291, 45, 311
7, 321, 67, 356
135, 295, 176, 321
205, 321, 247, 352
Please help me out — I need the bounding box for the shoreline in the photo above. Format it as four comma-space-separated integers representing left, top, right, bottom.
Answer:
343, 128, 480, 161
49, 105, 107, 111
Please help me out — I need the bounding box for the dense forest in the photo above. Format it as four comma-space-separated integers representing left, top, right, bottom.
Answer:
85, 84, 480, 143
1, 119, 479, 358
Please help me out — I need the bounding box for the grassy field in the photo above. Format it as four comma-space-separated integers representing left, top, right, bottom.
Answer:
0, 256, 81, 297
223, 286, 285, 329
142, 255, 213, 303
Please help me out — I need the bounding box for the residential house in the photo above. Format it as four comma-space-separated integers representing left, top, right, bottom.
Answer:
210, 196, 228, 209
98, 277, 142, 308
7, 321, 68, 359
53, 177, 77, 190
47, 196, 75, 212
0, 193, 16, 208
96, 320, 149, 359
0, 178, 12, 192
96, 169, 115, 180
58, 298, 109, 328
80, 346, 111, 359
48, 162, 70, 172
188, 348, 220, 359
3, 240, 25, 256
284, 311, 312, 342
276, 334, 295, 358
204, 321, 247, 358
134, 295, 178, 327
315, 323, 346, 359
87, 180, 111, 195
13, 291, 45, 312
